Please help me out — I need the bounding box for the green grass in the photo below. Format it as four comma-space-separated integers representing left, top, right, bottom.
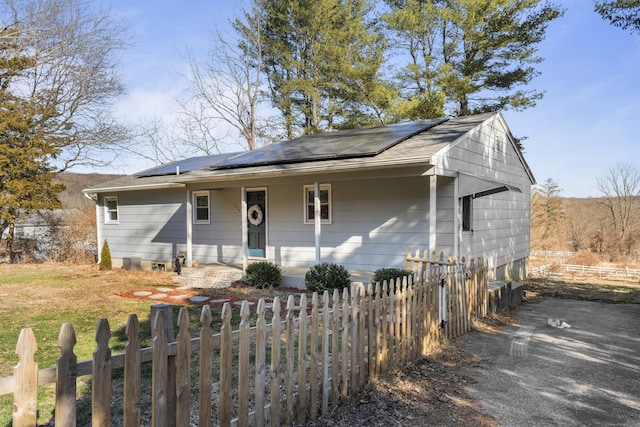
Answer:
0, 263, 249, 426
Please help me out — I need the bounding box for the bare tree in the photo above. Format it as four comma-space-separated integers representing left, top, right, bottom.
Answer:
1, 0, 130, 171
180, 0, 270, 152
1, 0, 129, 259
597, 162, 640, 257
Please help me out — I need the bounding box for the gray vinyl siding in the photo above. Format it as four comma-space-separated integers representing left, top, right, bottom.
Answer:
437, 115, 532, 270
268, 176, 432, 271
435, 177, 456, 253
190, 187, 243, 264
99, 188, 186, 262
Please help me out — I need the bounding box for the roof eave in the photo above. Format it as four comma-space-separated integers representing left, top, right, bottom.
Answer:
172, 156, 433, 184
83, 182, 186, 194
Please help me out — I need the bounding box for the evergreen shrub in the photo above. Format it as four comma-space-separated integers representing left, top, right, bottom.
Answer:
372, 267, 414, 294
99, 240, 112, 271
305, 262, 351, 293
245, 261, 282, 288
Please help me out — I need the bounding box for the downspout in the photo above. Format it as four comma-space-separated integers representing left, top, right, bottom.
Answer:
84, 192, 101, 263
241, 187, 248, 271
429, 175, 437, 254
186, 185, 193, 267
314, 182, 321, 264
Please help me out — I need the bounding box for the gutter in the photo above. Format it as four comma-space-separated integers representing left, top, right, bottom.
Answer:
82, 182, 186, 194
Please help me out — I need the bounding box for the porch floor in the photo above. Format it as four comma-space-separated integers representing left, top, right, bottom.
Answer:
190, 262, 374, 290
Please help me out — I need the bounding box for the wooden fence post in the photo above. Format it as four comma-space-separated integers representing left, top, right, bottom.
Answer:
152, 311, 168, 427
340, 287, 350, 399
374, 282, 382, 378
151, 304, 176, 427
330, 289, 340, 407
270, 296, 282, 427
255, 299, 267, 427
321, 291, 330, 415
380, 281, 388, 373
368, 283, 376, 380
219, 303, 232, 427
357, 284, 366, 388
238, 301, 251, 427
56, 323, 77, 426
13, 328, 38, 427
199, 306, 213, 427
309, 292, 319, 420
176, 308, 191, 427
297, 293, 309, 424
124, 314, 141, 427
93, 319, 112, 427
284, 295, 296, 426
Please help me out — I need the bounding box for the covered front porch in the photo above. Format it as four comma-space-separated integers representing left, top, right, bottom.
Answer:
172, 262, 374, 290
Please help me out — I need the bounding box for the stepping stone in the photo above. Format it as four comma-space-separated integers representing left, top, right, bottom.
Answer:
133, 291, 153, 297
157, 287, 174, 292
170, 295, 187, 300
176, 286, 191, 291
233, 301, 255, 307
149, 293, 168, 299
190, 296, 210, 303
210, 299, 230, 304
264, 303, 274, 310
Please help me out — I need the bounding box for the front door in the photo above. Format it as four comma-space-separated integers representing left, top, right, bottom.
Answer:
246, 189, 267, 257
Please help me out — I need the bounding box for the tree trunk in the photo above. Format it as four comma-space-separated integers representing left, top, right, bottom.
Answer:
5, 222, 15, 263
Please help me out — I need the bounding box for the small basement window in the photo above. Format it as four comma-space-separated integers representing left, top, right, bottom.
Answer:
104, 196, 119, 224
462, 195, 472, 232
193, 190, 210, 224
304, 184, 331, 224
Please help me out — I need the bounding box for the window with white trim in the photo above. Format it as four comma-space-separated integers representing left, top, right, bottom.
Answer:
104, 196, 119, 224
304, 184, 331, 224
193, 191, 210, 224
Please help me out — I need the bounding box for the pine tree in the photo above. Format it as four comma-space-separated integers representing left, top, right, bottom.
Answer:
595, 1, 640, 34
382, 0, 563, 117
257, 0, 387, 136
0, 33, 64, 256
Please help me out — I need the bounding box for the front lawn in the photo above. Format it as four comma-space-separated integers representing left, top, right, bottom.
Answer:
0, 263, 260, 425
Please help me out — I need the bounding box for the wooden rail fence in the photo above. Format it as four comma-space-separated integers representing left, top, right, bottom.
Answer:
528, 263, 640, 279
1, 251, 488, 426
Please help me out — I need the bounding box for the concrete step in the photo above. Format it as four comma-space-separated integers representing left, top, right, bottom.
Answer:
179, 266, 244, 280
173, 266, 244, 289
172, 275, 236, 289
488, 280, 523, 313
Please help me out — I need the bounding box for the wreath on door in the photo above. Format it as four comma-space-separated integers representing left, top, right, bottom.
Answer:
247, 204, 264, 226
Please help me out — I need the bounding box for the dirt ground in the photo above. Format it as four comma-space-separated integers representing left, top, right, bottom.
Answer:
302, 313, 515, 427
301, 274, 640, 427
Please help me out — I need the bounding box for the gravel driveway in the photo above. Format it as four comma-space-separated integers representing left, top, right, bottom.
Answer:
461, 299, 640, 426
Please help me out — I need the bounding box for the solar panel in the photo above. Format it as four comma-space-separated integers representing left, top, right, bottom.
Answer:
213, 118, 448, 170
134, 153, 240, 177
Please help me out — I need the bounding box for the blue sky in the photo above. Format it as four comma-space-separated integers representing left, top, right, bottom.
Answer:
108, 0, 640, 198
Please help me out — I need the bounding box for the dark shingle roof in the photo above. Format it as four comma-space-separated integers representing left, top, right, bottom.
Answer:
84, 113, 496, 193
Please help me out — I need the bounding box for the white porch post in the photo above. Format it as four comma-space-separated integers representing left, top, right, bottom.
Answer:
241, 187, 248, 270
429, 175, 437, 254
186, 186, 193, 267
453, 175, 460, 260
314, 182, 321, 264
95, 202, 101, 263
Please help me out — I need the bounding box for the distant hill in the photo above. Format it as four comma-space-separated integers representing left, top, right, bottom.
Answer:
54, 172, 124, 209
